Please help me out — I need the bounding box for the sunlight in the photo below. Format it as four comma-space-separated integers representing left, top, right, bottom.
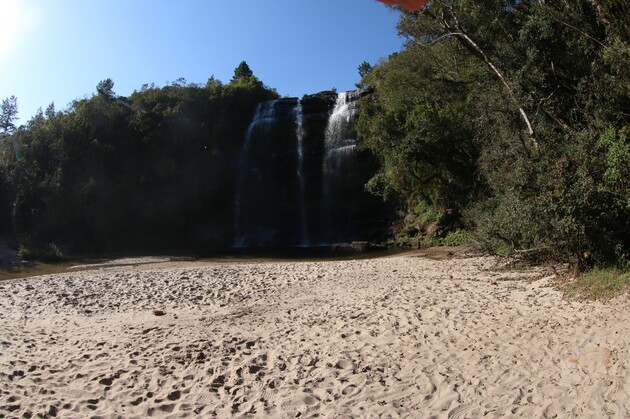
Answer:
0, 0, 21, 54
0, 0, 43, 57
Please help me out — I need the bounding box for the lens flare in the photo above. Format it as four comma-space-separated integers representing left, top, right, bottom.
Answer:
12, 138, 22, 161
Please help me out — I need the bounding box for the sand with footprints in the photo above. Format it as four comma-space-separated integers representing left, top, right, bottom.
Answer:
1, 252, 629, 417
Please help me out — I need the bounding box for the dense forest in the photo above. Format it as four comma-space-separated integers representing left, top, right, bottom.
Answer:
357, 0, 629, 268
0, 62, 278, 256
1, 0, 629, 271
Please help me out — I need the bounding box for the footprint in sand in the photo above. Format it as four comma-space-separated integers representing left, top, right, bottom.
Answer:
335, 359, 354, 370
167, 390, 181, 401
342, 384, 360, 397
158, 403, 175, 413
209, 374, 226, 393
448, 403, 475, 419
98, 377, 113, 386
277, 393, 321, 414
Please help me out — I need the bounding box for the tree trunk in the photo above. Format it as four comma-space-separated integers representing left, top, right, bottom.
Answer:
422, 8, 539, 151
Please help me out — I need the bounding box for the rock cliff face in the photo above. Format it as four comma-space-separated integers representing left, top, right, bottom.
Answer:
233, 89, 387, 248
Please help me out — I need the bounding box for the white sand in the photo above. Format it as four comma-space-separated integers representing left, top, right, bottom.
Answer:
1, 253, 628, 418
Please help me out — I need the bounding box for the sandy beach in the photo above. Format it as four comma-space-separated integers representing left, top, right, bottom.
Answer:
1, 251, 628, 418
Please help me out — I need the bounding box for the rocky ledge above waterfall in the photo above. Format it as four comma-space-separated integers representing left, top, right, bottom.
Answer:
242, 88, 373, 130
299, 88, 373, 117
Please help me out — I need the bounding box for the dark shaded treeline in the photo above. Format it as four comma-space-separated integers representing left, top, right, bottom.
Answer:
0, 65, 389, 258
0, 65, 279, 256
356, 0, 629, 268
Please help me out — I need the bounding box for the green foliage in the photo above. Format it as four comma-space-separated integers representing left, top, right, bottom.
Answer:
355, 61, 373, 88
410, 201, 442, 230
442, 229, 474, 247
358, 0, 629, 267
0, 96, 19, 133
565, 268, 630, 300
0, 65, 278, 254
357, 61, 372, 78
18, 242, 63, 262
598, 126, 630, 205
232, 61, 254, 81
356, 30, 483, 241
96, 78, 116, 99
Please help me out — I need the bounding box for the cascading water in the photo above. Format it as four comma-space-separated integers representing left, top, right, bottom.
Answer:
322, 92, 359, 243
232, 90, 381, 249
294, 98, 310, 246
233, 100, 278, 247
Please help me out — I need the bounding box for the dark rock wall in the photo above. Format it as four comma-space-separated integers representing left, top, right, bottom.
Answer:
234, 89, 388, 248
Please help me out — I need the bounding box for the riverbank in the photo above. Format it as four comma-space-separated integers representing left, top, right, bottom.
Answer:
1, 252, 628, 417
0, 245, 406, 282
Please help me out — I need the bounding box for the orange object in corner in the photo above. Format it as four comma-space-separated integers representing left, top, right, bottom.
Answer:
377, 0, 430, 12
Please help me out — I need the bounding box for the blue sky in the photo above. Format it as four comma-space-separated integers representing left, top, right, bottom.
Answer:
0, 0, 404, 124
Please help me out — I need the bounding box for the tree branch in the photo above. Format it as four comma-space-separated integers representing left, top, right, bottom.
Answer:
451, 13, 538, 149
420, 7, 539, 151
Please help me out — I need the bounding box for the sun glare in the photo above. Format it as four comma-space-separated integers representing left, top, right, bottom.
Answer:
0, 0, 21, 52
0, 0, 43, 57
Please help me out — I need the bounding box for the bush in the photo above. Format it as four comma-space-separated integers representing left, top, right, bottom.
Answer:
565, 268, 630, 300
442, 229, 474, 247
18, 242, 63, 262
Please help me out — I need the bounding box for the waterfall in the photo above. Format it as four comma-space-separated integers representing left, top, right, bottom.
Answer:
231, 90, 375, 249
322, 92, 359, 243
323, 92, 359, 176
233, 100, 278, 247
294, 98, 310, 246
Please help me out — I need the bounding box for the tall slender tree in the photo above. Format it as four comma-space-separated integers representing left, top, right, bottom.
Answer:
0, 96, 19, 133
